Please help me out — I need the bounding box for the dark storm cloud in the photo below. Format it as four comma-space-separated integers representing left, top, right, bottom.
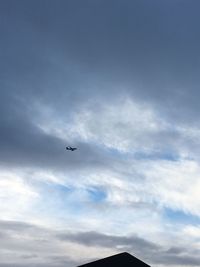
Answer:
1, 0, 200, 121
0, 0, 124, 170
1, 0, 200, 179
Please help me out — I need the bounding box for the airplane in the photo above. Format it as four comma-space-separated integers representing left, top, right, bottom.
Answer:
66, 146, 77, 151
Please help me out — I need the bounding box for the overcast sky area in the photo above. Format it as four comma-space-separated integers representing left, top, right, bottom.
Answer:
1, 0, 200, 266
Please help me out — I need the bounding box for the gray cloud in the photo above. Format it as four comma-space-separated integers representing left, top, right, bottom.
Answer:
1, 0, 200, 172
1, 0, 200, 119
0, 87, 117, 172
57, 231, 159, 252
0, 263, 78, 267
0, 220, 80, 267
1, 220, 200, 267
57, 231, 200, 266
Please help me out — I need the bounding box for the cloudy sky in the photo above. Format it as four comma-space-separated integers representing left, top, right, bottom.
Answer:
1, 0, 200, 266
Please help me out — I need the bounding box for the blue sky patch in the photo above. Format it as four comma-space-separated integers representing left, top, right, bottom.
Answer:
163, 208, 200, 225
87, 187, 107, 203
134, 151, 179, 161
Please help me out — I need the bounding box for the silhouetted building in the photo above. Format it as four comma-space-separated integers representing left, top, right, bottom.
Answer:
78, 252, 151, 267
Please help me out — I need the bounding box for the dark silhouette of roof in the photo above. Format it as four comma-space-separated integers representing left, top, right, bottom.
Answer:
77, 252, 151, 267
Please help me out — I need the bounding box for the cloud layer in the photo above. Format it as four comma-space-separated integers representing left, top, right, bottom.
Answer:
1, 220, 200, 267
1, 1, 200, 266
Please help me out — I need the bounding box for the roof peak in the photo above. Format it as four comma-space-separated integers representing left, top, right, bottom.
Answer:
77, 252, 151, 267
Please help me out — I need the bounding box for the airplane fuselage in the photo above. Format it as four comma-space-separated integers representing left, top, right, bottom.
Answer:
66, 146, 77, 151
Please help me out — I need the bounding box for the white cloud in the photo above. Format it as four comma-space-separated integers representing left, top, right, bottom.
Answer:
142, 159, 200, 216
2, 95, 200, 266
70, 97, 168, 152
0, 170, 38, 220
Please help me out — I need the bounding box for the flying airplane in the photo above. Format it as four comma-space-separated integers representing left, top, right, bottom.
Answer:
66, 146, 77, 151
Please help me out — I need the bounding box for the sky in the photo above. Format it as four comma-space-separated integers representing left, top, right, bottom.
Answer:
1, 0, 200, 266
